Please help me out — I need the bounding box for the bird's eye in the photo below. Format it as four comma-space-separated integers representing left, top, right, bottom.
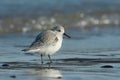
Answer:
58, 30, 61, 32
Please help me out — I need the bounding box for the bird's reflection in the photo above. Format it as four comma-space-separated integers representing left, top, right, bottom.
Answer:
31, 67, 63, 80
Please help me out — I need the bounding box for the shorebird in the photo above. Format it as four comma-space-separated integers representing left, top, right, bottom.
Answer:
22, 25, 70, 64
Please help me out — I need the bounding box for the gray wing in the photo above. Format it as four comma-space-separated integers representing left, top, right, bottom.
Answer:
30, 32, 44, 47
22, 32, 44, 51
26, 30, 58, 50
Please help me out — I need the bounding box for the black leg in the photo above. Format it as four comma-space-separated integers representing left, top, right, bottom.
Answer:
48, 55, 52, 63
41, 54, 43, 64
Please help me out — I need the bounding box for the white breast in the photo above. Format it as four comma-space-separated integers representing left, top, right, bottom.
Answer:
44, 35, 63, 55
33, 34, 63, 56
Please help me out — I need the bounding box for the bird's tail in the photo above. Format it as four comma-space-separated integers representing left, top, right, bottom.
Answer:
22, 48, 29, 51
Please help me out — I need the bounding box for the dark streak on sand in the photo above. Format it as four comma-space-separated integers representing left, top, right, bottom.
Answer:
10, 75, 16, 78
0, 58, 120, 69
60, 58, 120, 63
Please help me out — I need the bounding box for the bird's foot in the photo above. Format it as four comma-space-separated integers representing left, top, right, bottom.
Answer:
46, 61, 53, 65
41, 61, 44, 64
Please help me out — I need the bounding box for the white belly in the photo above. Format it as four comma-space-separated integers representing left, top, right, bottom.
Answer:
38, 37, 62, 55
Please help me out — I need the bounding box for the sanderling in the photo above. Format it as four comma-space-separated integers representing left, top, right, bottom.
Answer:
22, 25, 70, 64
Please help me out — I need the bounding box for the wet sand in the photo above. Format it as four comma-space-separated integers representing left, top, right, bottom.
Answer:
0, 58, 120, 80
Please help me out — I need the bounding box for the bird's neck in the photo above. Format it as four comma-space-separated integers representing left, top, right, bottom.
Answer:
57, 34, 63, 40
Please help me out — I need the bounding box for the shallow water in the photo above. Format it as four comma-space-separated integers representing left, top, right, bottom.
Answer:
0, 28, 120, 80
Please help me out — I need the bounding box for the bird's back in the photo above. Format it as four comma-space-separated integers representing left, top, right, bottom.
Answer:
22, 30, 58, 52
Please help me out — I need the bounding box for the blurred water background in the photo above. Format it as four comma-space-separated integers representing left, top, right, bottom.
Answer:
0, 0, 120, 33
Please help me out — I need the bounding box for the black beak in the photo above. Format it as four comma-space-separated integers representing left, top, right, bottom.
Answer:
64, 33, 71, 38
